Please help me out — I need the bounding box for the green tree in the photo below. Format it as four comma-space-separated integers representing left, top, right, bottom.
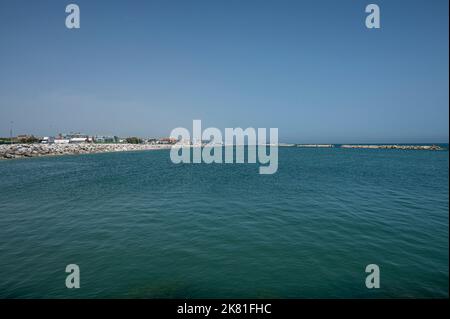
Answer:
125, 137, 142, 144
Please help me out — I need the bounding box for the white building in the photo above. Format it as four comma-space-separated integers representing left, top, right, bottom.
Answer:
54, 139, 70, 144
41, 137, 55, 144
70, 137, 88, 143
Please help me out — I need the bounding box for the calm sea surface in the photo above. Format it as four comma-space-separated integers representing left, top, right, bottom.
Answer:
0, 147, 448, 298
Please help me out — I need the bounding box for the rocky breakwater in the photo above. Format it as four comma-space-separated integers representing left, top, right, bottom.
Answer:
340, 144, 445, 150
0, 143, 172, 159
297, 144, 334, 148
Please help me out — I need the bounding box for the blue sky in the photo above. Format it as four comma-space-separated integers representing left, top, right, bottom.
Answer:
0, 0, 448, 143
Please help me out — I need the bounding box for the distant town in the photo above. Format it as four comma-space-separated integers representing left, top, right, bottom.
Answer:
0, 133, 177, 145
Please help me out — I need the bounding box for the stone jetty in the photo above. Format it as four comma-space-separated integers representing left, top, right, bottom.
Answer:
297, 144, 334, 148
0, 143, 172, 159
1, 143, 446, 160
340, 144, 444, 150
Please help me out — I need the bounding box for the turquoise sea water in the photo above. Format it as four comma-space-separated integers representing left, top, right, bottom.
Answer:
0, 147, 448, 298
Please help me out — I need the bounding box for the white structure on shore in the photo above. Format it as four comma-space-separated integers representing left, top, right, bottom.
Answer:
69, 137, 89, 143
41, 137, 55, 144
54, 139, 70, 144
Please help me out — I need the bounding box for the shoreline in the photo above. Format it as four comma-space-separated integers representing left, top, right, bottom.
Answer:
0, 143, 447, 160
0, 143, 172, 160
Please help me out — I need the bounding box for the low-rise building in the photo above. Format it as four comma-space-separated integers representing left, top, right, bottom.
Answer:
70, 137, 88, 143
41, 137, 55, 144
54, 138, 70, 144
157, 137, 177, 145
94, 136, 116, 143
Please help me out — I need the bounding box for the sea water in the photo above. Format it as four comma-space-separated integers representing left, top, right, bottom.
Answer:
0, 147, 448, 298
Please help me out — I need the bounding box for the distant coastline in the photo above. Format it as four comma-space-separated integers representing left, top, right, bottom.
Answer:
0, 142, 447, 160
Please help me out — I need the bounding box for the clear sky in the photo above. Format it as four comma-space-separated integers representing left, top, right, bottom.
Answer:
0, 0, 448, 143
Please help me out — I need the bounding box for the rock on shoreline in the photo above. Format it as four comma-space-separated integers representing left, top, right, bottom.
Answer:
0, 143, 172, 159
